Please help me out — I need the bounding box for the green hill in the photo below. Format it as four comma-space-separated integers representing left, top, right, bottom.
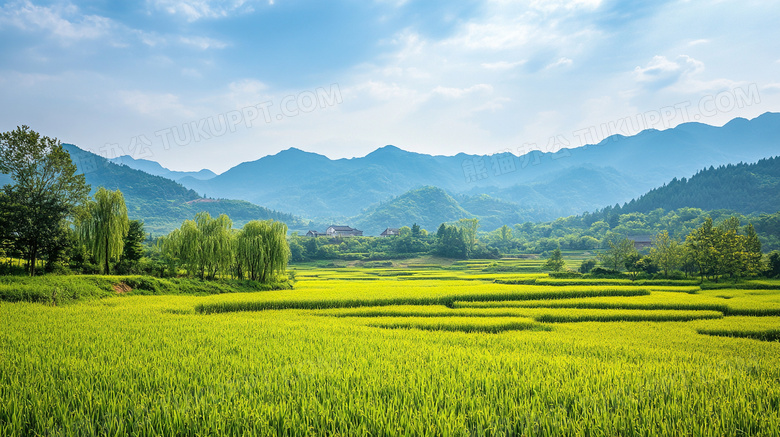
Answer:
616, 156, 780, 216
353, 186, 533, 235
354, 186, 472, 235
62, 144, 307, 235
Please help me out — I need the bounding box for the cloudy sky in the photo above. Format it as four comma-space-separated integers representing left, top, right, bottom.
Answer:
1, 0, 778, 173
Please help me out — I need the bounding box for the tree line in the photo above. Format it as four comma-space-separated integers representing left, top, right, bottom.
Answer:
1, 126, 778, 281
541, 217, 767, 281
161, 213, 289, 281
0, 126, 289, 282
481, 207, 780, 254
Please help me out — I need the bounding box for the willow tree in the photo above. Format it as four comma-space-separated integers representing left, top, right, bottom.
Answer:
162, 212, 233, 279
77, 188, 129, 274
650, 230, 682, 278
160, 220, 202, 277
236, 220, 289, 282
196, 212, 233, 280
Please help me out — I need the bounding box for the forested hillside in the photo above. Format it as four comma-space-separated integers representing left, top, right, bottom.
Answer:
353, 186, 535, 235
62, 144, 306, 234
613, 156, 780, 216
178, 113, 780, 221
481, 208, 780, 253
354, 187, 471, 235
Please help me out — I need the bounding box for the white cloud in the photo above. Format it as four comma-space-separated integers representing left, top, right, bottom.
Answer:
351, 81, 421, 103
0, 70, 64, 87
481, 60, 525, 70
147, 0, 256, 22
179, 36, 229, 50
633, 55, 704, 89
526, 0, 602, 13
688, 38, 710, 46
117, 90, 197, 119
760, 83, 780, 94
544, 57, 573, 70
633, 55, 748, 94
473, 96, 511, 112
432, 84, 493, 99
0, 1, 210, 51
0, 1, 113, 42
217, 79, 273, 108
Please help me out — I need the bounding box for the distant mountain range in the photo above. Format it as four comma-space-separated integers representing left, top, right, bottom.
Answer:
3, 113, 777, 236
353, 155, 780, 235
176, 112, 780, 222
62, 145, 309, 235
108, 155, 217, 182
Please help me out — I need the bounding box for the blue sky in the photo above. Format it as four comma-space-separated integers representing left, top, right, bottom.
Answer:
1, 0, 778, 173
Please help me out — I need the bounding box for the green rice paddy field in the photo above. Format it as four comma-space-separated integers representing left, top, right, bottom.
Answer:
2, 259, 780, 436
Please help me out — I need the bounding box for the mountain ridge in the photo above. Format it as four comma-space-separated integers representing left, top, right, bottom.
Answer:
109, 155, 217, 182
62, 144, 311, 235
174, 112, 780, 221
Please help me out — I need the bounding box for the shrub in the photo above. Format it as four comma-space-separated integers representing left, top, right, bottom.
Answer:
587, 267, 624, 278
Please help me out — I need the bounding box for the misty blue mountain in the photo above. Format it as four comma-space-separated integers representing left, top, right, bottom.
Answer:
177, 112, 780, 220
44, 112, 780, 235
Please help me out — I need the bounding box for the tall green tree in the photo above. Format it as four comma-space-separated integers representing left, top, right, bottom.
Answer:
121, 220, 146, 264
650, 231, 682, 278
162, 212, 233, 279
457, 218, 480, 256
742, 224, 763, 276
0, 126, 89, 275
543, 248, 565, 272
598, 237, 637, 271
236, 220, 290, 282
685, 217, 719, 282
196, 212, 233, 280
716, 217, 742, 279
77, 188, 129, 274
768, 251, 780, 278
436, 224, 468, 259
684, 216, 759, 282
579, 259, 597, 273
499, 225, 512, 243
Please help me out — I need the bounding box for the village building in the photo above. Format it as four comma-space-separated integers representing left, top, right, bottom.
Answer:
380, 228, 400, 237
326, 225, 363, 237
627, 235, 653, 250
304, 225, 364, 237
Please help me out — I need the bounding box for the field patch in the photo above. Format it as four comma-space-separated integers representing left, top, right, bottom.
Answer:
195, 285, 652, 314
364, 316, 548, 333
697, 328, 780, 342
3, 266, 780, 436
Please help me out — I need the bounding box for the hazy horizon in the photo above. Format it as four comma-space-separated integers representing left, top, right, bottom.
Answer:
2, 0, 779, 173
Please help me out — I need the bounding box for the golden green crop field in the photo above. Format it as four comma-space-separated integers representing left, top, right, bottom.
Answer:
2, 265, 780, 436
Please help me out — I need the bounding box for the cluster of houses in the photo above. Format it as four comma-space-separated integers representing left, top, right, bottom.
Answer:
306, 225, 401, 238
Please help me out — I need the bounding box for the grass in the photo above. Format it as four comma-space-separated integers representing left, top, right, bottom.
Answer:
455, 289, 780, 316
315, 305, 724, 323
194, 284, 651, 314
697, 328, 780, 342
0, 275, 291, 305
364, 316, 548, 333
2, 263, 780, 436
